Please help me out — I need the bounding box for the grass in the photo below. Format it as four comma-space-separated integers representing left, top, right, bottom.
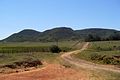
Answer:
0, 41, 82, 53
75, 41, 120, 65
75, 50, 120, 64
90, 41, 120, 51
0, 51, 60, 74
0, 52, 58, 66
0, 41, 79, 47
88, 69, 120, 80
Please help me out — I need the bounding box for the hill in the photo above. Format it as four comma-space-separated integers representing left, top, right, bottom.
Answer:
75, 28, 120, 41
2, 29, 41, 42
1, 27, 120, 42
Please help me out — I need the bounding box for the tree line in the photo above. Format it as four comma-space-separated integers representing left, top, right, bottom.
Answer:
85, 32, 120, 42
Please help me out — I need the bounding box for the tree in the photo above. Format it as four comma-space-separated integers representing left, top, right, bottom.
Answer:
50, 45, 61, 53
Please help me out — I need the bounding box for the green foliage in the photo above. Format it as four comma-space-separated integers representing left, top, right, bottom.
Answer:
76, 28, 120, 42
85, 34, 101, 42
50, 45, 61, 53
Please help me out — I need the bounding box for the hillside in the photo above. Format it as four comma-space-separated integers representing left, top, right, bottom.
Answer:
75, 28, 120, 41
2, 29, 41, 42
1, 27, 120, 42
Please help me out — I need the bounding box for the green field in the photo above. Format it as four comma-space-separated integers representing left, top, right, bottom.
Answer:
0, 41, 82, 53
75, 41, 120, 65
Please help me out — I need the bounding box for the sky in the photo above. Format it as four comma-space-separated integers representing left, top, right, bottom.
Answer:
0, 0, 120, 39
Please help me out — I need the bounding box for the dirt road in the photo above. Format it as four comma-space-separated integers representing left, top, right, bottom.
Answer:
61, 42, 120, 73
0, 64, 88, 80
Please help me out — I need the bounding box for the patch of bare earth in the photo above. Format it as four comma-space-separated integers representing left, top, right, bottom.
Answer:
0, 64, 88, 80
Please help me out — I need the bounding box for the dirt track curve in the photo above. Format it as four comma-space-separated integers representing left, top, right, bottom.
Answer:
61, 42, 120, 73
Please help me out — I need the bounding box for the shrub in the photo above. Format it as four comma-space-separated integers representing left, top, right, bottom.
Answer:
103, 57, 115, 64
3, 59, 42, 69
14, 59, 42, 68
3, 64, 17, 69
50, 45, 61, 53
90, 53, 101, 60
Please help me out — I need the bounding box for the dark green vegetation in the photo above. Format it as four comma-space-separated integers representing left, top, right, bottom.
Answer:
50, 45, 61, 53
80, 29, 120, 41
1, 27, 120, 42
75, 41, 120, 66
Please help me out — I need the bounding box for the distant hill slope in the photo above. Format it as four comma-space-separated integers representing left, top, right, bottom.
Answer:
1, 27, 120, 42
2, 29, 41, 42
75, 28, 120, 41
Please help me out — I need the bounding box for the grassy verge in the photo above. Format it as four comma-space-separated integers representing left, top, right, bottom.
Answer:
75, 41, 120, 65
88, 69, 120, 80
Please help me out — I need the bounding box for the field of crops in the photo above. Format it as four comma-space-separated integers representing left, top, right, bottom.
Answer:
75, 41, 120, 65
0, 41, 81, 53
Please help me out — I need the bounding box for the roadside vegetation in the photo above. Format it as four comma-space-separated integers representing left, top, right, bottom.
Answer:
75, 41, 120, 66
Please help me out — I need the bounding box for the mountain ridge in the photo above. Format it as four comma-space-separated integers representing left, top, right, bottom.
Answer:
1, 27, 120, 42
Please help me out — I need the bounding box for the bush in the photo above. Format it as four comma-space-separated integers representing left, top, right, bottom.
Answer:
14, 60, 42, 68
103, 57, 114, 64
103, 56, 120, 65
90, 53, 101, 60
3, 59, 42, 69
50, 45, 61, 53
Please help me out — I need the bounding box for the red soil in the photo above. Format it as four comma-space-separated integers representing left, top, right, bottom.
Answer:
0, 64, 88, 80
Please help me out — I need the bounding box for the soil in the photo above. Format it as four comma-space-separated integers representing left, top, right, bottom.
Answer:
0, 64, 88, 80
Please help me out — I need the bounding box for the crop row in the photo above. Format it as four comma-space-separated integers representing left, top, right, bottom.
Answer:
0, 46, 71, 53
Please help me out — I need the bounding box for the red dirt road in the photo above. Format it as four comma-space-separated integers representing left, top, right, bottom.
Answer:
0, 64, 88, 80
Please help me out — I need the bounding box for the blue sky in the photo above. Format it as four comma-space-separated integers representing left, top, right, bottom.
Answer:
0, 0, 120, 39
